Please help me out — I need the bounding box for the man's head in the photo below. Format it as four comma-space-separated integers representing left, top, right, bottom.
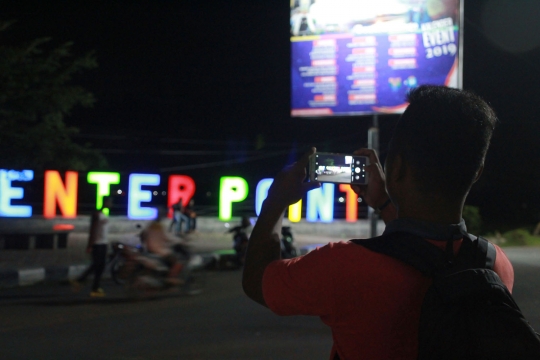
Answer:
386, 85, 498, 207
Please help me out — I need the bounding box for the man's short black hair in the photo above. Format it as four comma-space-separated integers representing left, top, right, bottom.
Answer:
387, 85, 498, 199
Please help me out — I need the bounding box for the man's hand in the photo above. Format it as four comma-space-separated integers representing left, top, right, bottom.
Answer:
351, 148, 389, 209
264, 147, 321, 210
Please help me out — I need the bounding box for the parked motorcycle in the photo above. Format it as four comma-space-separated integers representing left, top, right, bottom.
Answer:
228, 222, 250, 267
280, 226, 297, 259
226, 218, 297, 266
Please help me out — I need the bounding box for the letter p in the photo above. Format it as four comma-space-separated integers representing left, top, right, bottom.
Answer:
219, 177, 248, 221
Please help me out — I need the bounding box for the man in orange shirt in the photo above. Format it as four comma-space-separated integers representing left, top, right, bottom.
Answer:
242, 85, 513, 359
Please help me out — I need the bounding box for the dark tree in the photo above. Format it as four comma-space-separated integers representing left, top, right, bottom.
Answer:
0, 22, 106, 171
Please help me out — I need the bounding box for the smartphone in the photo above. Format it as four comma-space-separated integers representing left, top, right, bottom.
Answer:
309, 152, 369, 185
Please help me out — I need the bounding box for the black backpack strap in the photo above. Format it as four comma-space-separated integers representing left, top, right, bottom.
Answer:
351, 232, 497, 276
481, 236, 497, 270
351, 232, 448, 276
464, 234, 496, 270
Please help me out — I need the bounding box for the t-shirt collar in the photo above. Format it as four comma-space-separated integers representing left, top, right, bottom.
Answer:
383, 217, 468, 241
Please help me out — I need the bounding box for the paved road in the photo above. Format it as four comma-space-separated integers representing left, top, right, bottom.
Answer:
0, 270, 332, 360
0, 247, 539, 360
502, 247, 540, 330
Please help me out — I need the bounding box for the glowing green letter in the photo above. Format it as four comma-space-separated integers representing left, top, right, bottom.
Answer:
87, 172, 120, 215
219, 176, 248, 221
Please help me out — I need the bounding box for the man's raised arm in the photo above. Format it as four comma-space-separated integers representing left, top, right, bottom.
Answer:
242, 148, 320, 306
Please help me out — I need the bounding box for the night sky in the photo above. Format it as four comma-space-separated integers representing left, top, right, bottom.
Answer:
3, 0, 540, 227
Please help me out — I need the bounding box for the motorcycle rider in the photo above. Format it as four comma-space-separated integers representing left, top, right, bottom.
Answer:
141, 206, 184, 285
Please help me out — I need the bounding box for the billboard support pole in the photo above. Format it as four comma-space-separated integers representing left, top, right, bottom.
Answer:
368, 114, 379, 238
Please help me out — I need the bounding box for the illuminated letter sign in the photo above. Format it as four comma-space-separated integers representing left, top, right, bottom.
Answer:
339, 184, 358, 222
219, 177, 248, 221
167, 175, 196, 218
87, 172, 120, 216
0, 170, 34, 217
306, 183, 334, 222
288, 200, 302, 223
44, 171, 79, 218
128, 174, 160, 220
255, 178, 302, 222
255, 179, 273, 216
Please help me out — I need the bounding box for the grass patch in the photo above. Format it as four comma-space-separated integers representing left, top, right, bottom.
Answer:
491, 228, 540, 247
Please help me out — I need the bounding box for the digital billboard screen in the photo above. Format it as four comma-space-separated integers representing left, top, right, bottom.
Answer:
290, 0, 463, 117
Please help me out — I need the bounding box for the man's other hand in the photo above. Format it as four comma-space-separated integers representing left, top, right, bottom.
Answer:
265, 147, 321, 210
351, 148, 389, 209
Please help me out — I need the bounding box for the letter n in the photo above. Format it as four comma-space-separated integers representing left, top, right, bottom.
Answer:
44, 171, 78, 218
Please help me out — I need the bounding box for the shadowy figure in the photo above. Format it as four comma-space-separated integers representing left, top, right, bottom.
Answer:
183, 199, 197, 233
72, 197, 113, 297
229, 216, 251, 266
168, 199, 190, 235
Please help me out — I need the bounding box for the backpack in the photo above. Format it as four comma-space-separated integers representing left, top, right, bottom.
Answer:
351, 231, 540, 360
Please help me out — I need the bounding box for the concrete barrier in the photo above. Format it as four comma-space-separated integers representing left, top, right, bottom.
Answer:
0, 216, 384, 237
0, 216, 385, 287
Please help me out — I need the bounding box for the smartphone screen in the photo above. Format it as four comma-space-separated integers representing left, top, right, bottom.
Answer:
311, 153, 368, 185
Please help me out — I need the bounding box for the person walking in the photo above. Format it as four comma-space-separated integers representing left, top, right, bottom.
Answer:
183, 199, 197, 233
72, 197, 113, 297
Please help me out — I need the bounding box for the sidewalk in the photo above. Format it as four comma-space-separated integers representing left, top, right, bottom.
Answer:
0, 217, 383, 287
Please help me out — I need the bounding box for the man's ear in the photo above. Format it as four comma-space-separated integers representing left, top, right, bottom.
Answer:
387, 153, 406, 184
473, 165, 484, 183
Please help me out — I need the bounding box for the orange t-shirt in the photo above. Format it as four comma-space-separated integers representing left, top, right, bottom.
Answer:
262, 239, 514, 360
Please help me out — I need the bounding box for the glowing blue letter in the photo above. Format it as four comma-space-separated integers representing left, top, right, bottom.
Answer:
128, 174, 160, 220
0, 170, 34, 217
255, 178, 273, 216
306, 183, 334, 222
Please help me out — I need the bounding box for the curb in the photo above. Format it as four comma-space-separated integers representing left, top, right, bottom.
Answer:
0, 265, 94, 288
0, 253, 218, 289
0, 245, 321, 288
